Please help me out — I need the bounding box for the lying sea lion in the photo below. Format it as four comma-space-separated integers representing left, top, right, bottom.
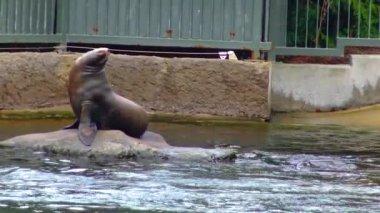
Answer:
65, 48, 148, 146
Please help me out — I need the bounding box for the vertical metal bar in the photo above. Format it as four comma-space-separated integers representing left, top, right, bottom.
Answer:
0, 0, 7, 34
58, 0, 69, 45
107, 0, 118, 36
46, 0, 54, 34
43, 0, 48, 34
36, 0, 42, 34
210, 0, 214, 40
125, 0, 130, 36
172, 0, 182, 39
200, 0, 203, 39
305, 0, 309, 47
268, 0, 288, 59
7, 0, 15, 34
348, 0, 350, 37
221, 0, 225, 40
22, 0, 30, 33
243, 0, 252, 41
15, 0, 21, 33
201, 0, 213, 40
369, 0, 372, 38
129, 0, 138, 36
326, 1, 329, 48
30, 0, 36, 34
337, 0, 340, 38
192, 0, 202, 39
251, 0, 263, 47
285, 0, 288, 45
295, 0, 299, 47
379, 5, 380, 38
138, 0, 149, 37
358, 0, 361, 38
316, 0, 320, 47
264, 0, 269, 42
190, 0, 194, 39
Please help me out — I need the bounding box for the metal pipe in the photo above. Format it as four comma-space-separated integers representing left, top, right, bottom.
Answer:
295, 0, 299, 47
348, 0, 351, 37
369, 0, 372, 38
326, 1, 329, 48
337, 0, 340, 38
264, 0, 269, 42
316, 0, 320, 47
358, 0, 361, 38
305, 0, 309, 47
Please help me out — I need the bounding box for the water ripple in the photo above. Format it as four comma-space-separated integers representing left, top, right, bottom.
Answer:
1, 122, 380, 212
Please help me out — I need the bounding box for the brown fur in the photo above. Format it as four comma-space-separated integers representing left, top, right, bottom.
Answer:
67, 48, 148, 138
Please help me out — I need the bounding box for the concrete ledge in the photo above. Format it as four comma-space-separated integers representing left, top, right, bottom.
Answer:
272, 55, 380, 112
0, 52, 270, 121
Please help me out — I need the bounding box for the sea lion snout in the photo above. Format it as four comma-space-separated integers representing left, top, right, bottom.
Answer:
96, 48, 109, 57
76, 47, 110, 67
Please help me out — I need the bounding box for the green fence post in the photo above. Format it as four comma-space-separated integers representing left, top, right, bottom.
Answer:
56, 0, 69, 52
268, 0, 288, 60
252, 0, 264, 58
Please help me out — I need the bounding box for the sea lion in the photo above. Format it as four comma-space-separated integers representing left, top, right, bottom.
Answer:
66, 48, 149, 146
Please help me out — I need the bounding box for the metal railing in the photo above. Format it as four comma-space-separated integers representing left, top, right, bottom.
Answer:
0, 0, 270, 56
270, 0, 380, 59
289, 0, 380, 48
2, 0, 380, 59
0, 0, 62, 43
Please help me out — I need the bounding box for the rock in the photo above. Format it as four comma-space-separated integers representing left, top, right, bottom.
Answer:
0, 130, 237, 162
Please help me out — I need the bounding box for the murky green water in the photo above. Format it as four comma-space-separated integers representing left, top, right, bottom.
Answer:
0, 119, 379, 212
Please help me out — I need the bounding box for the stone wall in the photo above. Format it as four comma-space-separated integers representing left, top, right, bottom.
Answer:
0, 52, 270, 120
271, 55, 380, 112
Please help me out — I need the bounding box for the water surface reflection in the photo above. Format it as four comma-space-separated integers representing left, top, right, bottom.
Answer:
0, 119, 379, 212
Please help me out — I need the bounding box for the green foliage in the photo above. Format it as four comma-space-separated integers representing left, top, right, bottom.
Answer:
287, 0, 380, 48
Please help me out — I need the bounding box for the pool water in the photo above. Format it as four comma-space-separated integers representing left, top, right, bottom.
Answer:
0, 119, 379, 212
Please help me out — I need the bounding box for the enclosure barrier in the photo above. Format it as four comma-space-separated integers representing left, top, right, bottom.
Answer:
0, 0, 271, 56
269, 0, 380, 59
0, 0, 61, 43
2, 0, 380, 59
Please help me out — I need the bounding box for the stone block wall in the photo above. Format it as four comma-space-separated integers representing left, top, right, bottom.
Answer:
0, 52, 270, 120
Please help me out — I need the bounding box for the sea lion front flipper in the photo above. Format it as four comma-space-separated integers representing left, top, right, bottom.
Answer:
78, 101, 97, 146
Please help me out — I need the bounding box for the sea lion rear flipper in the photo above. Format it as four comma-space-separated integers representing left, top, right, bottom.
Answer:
63, 120, 79, 129
78, 102, 97, 146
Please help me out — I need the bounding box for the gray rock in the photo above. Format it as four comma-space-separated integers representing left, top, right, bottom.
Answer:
0, 130, 237, 162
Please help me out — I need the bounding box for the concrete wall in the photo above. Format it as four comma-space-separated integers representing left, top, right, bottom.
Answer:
271, 55, 380, 112
0, 52, 270, 120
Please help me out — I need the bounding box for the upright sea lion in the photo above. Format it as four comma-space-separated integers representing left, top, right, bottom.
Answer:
66, 48, 148, 146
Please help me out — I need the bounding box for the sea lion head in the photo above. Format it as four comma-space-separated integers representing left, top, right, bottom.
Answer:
76, 48, 110, 71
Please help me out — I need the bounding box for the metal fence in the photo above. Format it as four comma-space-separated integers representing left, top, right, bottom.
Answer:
2, 0, 380, 59
270, 0, 380, 59
0, 0, 62, 43
0, 0, 270, 55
